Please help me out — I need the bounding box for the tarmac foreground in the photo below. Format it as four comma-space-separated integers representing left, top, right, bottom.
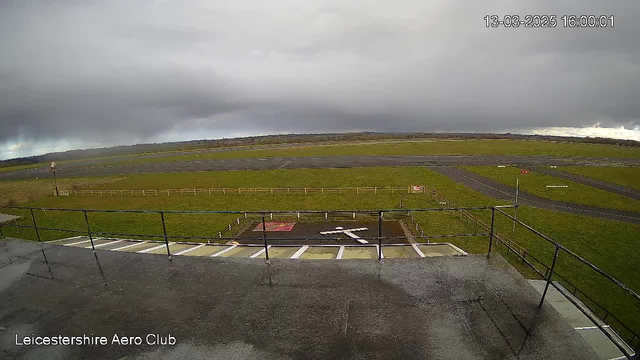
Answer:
0, 239, 598, 360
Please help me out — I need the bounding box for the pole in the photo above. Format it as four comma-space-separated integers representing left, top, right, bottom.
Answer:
487, 208, 495, 257
262, 215, 270, 263
512, 178, 518, 233
30, 208, 41, 243
83, 210, 96, 252
538, 246, 561, 308
53, 171, 59, 196
377, 210, 383, 262
160, 212, 171, 259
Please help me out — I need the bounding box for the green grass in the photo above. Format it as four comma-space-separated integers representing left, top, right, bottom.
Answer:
462, 165, 640, 213
562, 166, 640, 191
83, 139, 640, 167
2, 166, 639, 341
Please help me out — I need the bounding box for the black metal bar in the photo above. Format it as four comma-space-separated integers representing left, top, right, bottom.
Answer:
262, 215, 269, 262
30, 208, 41, 243
494, 207, 640, 303
83, 210, 96, 252
487, 208, 495, 257
0, 205, 510, 214
378, 210, 383, 261
539, 246, 560, 308
160, 212, 171, 258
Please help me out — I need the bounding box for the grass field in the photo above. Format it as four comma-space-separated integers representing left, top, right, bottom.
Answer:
462, 165, 640, 213
43, 139, 640, 169
1, 166, 639, 341
0, 176, 125, 206
3, 138, 639, 174
562, 166, 640, 191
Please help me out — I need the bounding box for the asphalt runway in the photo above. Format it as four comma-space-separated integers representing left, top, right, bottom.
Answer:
2, 154, 639, 180
431, 167, 640, 224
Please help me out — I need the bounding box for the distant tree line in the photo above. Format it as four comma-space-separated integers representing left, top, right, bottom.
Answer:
1, 132, 638, 168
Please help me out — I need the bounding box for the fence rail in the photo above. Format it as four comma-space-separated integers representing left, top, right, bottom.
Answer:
0, 203, 637, 358
420, 186, 638, 358
68, 186, 425, 197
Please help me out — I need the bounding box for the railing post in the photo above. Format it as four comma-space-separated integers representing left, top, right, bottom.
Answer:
83, 210, 96, 252
262, 215, 270, 263
159, 212, 171, 259
487, 208, 495, 257
30, 208, 42, 243
0, 223, 4, 239
377, 210, 383, 262
539, 246, 561, 308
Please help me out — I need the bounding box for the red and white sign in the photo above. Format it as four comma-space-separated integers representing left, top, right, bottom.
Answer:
520, 170, 529, 174
411, 185, 424, 193
253, 222, 295, 232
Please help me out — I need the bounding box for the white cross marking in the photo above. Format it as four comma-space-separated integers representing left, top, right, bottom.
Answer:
320, 227, 369, 244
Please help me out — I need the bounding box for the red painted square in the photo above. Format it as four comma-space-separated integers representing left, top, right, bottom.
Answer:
253, 222, 295, 232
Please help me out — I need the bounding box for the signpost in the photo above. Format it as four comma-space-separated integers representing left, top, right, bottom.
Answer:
50, 162, 59, 197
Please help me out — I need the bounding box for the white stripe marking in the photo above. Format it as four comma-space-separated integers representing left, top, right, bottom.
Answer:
337, 246, 345, 259
64, 239, 91, 247
377, 245, 384, 259
412, 244, 426, 258
174, 244, 205, 256
138, 243, 172, 253
85, 239, 122, 249
211, 245, 237, 257
447, 243, 468, 256
574, 325, 610, 330
290, 245, 309, 259
112, 241, 147, 251
250, 246, 270, 258
47, 236, 83, 243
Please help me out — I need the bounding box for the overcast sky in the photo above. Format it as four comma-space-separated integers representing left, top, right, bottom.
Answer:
1, 1, 639, 159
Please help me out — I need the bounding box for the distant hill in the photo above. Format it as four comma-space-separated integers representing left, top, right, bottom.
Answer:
1, 132, 638, 168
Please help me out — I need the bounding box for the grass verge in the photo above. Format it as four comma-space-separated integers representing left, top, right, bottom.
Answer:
462, 165, 640, 213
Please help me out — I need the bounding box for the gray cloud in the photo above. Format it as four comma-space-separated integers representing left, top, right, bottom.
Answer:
1, 0, 639, 157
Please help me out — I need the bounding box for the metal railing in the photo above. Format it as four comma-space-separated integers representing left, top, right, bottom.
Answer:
69, 186, 424, 197
0, 203, 638, 358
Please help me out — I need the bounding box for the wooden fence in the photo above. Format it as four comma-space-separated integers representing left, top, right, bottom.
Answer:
70, 186, 425, 197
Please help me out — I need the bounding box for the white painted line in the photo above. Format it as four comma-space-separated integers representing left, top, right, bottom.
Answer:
290, 245, 309, 259
211, 245, 237, 257
447, 243, 468, 256
46, 236, 83, 243
112, 241, 147, 251
574, 325, 610, 330
337, 246, 345, 259
64, 239, 91, 247
138, 243, 171, 254
85, 239, 122, 249
412, 243, 426, 258
174, 244, 205, 256
250, 246, 271, 258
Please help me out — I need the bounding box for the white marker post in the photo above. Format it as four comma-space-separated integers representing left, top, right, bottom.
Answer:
512, 178, 519, 233
320, 227, 369, 244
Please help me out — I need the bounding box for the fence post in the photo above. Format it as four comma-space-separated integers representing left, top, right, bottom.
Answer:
223, 188, 226, 195
487, 208, 495, 257
29, 208, 42, 243
377, 210, 383, 262
160, 212, 171, 259
262, 215, 270, 263
82, 210, 96, 252
0, 223, 4, 239
538, 246, 561, 308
